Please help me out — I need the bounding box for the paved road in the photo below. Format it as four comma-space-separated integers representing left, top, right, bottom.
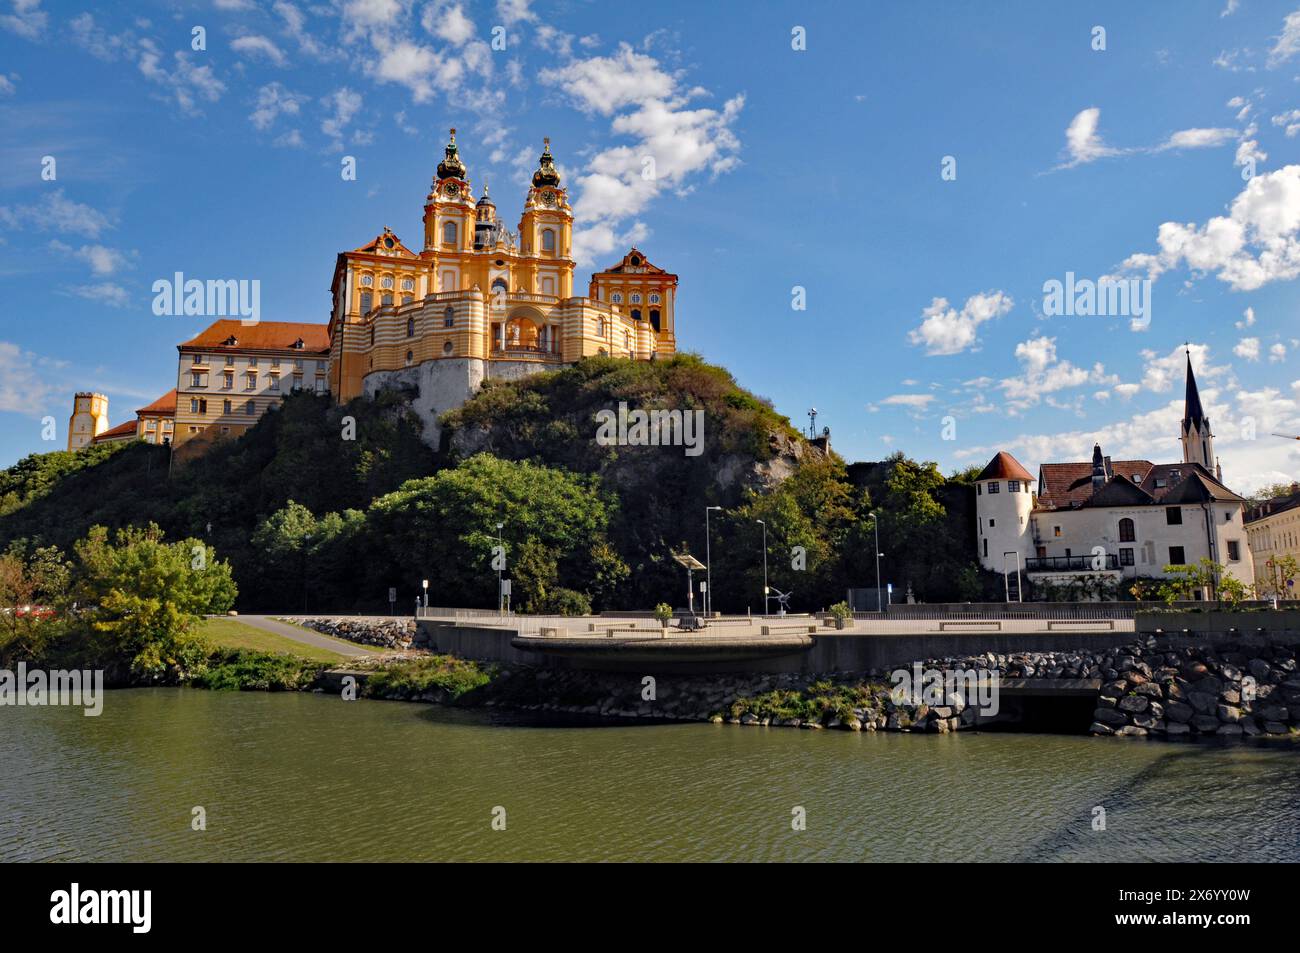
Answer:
237, 615, 373, 658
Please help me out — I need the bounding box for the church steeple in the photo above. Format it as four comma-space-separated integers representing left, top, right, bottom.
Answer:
1180, 349, 1215, 471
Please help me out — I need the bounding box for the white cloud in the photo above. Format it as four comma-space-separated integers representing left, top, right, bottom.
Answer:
232, 35, 287, 67
138, 39, 227, 114
0, 0, 46, 40
0, 340, 56, 416
540, 45, 676, 116
496, 0, 536, 26
1120, 165, 1300, 291
1272, 109, 1300, 137
879, 394, 936, 410
538, 43, 744, 265
320, 87, 363, 147
1058, 107, 1118, 168
0, 73, 15, 96
1139, 342, 1225, 393
1236, 305, 1256, 329
250, 81, 307, 131
1271, 342, 1288, 362
0, 189, 112, 238
1155, 127, 1237, 150
1235, 336, 1261, 360
49, 240, 131, 276
998, 335, 1115, 413
1268, 10, 1300, 67
906, 291, 1013, 356
1222, 0, 1240, 15
60, 282, 131, 308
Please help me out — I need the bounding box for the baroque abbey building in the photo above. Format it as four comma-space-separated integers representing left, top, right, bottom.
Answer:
69, 132, 679, 456
326, 130, 678, 445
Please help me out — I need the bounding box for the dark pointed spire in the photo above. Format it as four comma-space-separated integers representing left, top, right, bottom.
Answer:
1183, 349, 1206, 432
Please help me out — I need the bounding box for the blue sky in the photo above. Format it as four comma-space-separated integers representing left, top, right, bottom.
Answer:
2, 0, 1300, 492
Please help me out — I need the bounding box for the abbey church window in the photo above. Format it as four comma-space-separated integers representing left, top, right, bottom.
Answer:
541, 228, 556, 253
407, 317, 415, 337
611, 293, 622, 304
442, 221, 458, 245
444, 307, 455, 328
631, 293, 641, 304
649, 293, 660, 304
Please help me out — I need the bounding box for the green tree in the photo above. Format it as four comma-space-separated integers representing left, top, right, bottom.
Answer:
73, 524, 237, 676
365, 454, 624, 610
0, 541, 71, 663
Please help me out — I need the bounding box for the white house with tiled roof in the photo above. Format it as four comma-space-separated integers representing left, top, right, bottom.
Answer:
975, 354, 1254, 593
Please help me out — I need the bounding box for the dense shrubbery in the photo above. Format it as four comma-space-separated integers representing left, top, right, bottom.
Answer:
364, 654, 493, 699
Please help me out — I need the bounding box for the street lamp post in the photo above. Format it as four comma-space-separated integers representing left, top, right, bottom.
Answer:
867, 513, 882, 614
756, 519, 769, 616
705, 506, 722, 617
496, 521, 505, 615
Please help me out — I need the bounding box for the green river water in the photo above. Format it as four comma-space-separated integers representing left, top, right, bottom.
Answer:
3, 688, 1298, 862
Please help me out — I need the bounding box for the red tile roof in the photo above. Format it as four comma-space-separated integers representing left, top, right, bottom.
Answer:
92, 420, 138, 443
1036, 458, 1244, 510
136, 389, 177, 416
975, 451, 1034, 483
1038, 460, 1153, 509
178, 320, 330, 353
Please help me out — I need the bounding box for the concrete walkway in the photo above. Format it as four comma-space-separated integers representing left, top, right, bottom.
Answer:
236, 615, 373, 658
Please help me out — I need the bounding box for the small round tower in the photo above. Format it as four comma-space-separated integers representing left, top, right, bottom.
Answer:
974, 451, 1035, 573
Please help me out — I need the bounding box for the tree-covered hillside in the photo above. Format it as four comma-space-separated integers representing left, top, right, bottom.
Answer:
0, 355, 994, 612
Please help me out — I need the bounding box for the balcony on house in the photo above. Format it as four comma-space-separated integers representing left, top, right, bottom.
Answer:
1024, 554, 1120, 573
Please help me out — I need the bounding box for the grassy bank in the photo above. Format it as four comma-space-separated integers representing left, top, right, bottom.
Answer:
197, 618, 353, 662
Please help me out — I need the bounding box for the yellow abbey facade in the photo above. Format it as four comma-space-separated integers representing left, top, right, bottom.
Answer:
326, 131, 678, 444
68, 131, 679, 457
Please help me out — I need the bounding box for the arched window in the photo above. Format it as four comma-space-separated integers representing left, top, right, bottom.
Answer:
597, 317, 606, 338
359, 291, 373, 315
649, 308, 661, 332
541, 228, 556, 252
405, 350, 414, 366
407, 316, 415, 337
1118, 518, 1135, 542
442, 220, 457, 245
631, 308, 642, 322
444, 306, 455, 328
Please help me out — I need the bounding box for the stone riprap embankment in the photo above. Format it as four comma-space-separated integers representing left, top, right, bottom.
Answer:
1084, 639, 1299, 739
287, 617, 417, 650
463, 637, 1300, 741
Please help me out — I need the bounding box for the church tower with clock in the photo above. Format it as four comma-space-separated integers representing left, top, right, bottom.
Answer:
326, 129, 677, 447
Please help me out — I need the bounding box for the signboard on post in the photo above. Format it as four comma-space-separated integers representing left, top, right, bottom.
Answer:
388, 587, 397, 615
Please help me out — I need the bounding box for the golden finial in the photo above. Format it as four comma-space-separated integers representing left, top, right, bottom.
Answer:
450, 127, 456, 139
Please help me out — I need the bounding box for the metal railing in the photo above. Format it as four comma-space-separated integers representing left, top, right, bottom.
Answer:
1024, 554, 1120, 572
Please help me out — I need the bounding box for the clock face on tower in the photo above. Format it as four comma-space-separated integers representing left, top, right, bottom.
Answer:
444, 182, 460, 197
541, 190, 556, 207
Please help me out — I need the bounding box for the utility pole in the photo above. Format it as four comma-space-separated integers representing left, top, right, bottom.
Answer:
757, 519, 769, 616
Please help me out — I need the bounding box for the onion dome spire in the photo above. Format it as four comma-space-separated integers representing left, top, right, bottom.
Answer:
532, 136, 561, 188
437, 127, 467, 180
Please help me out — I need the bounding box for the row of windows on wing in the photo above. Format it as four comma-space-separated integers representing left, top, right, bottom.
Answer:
359, 275, 417, 291
187, 386, 326, 416
439, 220, 558, 252
190, 355, 323, 370
607, 292, 661, 305
978, 480, 1031, 494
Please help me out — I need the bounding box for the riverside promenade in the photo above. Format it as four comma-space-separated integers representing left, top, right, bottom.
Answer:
412, 604, 1143, 673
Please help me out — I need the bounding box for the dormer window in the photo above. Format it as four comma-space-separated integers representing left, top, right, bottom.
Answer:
292, 338, 304, 349
223, 335, 238, 346
1132, 473, 1141, 483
